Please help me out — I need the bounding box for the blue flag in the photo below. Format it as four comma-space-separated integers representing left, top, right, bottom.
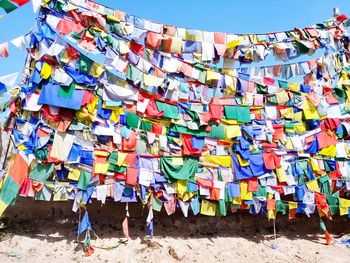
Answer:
38, 82, 84, 110
0, 82, 6, 94
146, 220, 154, 238
78, 211, 92, 236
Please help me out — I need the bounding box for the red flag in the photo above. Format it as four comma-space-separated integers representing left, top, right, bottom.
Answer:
0, 42, 9, 58
325, 230, 332, 245
315, 193, 332, 220
126, 167, 138, 186
10, 0, 30, 6
289, 208, 296, 220
9, 152, 28, 186
84, 245, 94, 256
336, 14, 348, 22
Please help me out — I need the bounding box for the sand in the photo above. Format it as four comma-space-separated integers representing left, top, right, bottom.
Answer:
1, 214, 350, 263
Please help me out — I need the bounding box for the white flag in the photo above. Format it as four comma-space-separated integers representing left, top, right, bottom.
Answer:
46, 14, 61, 29
32, 0, 42, 13
0, 72, 19, 87
10, 36, 26, 50
46, 40, 65, 57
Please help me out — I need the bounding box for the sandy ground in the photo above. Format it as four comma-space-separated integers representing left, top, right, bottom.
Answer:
1, 214, 350, 263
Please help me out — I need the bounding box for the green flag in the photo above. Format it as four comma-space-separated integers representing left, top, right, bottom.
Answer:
0, 0, 18, 14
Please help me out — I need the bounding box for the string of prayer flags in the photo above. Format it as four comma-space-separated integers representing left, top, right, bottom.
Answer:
0, 35, 28, 59
45, 2, 349, 65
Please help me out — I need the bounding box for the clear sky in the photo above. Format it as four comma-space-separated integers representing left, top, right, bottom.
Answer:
0, 0, 350, 77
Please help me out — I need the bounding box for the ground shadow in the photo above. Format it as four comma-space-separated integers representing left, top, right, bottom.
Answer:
1, 198, 349, 246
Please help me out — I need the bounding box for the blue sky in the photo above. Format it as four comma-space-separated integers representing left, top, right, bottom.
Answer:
0, 0, 350, 77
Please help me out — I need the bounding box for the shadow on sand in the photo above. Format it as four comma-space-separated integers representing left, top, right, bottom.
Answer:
1, 198, 349, 246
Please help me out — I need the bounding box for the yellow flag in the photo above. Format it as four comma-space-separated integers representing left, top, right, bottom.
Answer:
280, 107, 294, 119
339, 206, 349, 216
182, 192, 195, 202
203, 156, 232, 167
0, 200, 8, 217
200, 199, 217, 216
175, 180, 187, 195
94, 150, 109, 158
339, 198, 350, 208
288, 82, 300, 92
284, 138, 294, 150
318, 145, 336, 157
107, 15, 120, 23
17, 144, 27, 151
222, 119, 238, 125
94, 162, 109, 174
90, 63, 105, 77
68, 167, 81, 181
267, 209, 276, 220
232, 196, 242, 205
40, 62, 52, 79
289, 201, 298, 210
206, 70, 222, 82
226, 40, 240, 49
276, 167, 287, 182
240, 182, 252, 200
225, 125, 242, 138
339, 198, 350, 216
117, 152, 128, 166
303, 109, 319, 120
294, 122, 306, 133
110, 108, 124, 123
293, 111, 303, 121
309, 158, 321, 172
306, 179, 320, 193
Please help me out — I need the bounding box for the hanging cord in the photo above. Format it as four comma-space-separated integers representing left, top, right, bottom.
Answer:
270, 218, 279, 252
90, 231, 124, 250
76, 206, 82, 242
76, 206, 125, 250
272, 219, 278, 263
120, 203, 130, 243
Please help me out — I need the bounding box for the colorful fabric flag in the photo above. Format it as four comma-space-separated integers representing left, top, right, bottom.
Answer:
10, 35, 26, 50
0, 72, 18, 87
0, 152, 28, 216
0, 42, 9, 58
77, 211, 92, 236
10, 0, 30, 6
0, 0, 17, 13
31, 0, 41, 13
